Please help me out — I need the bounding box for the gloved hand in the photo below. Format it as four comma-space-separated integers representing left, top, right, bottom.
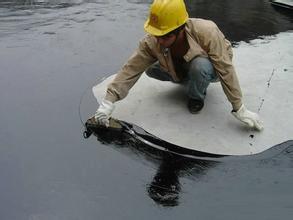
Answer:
231, 104, 264, 131
94, 99, 115, 127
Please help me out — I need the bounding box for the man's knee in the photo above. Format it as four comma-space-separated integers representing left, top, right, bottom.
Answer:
188, 57, 216, 81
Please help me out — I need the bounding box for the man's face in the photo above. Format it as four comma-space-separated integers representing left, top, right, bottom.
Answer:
155, 33, 177, 48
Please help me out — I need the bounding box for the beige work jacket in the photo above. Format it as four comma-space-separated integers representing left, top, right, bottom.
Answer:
105, 18, 243, 110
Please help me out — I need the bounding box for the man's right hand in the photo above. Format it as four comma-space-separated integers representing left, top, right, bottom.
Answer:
94, 99, 115, 127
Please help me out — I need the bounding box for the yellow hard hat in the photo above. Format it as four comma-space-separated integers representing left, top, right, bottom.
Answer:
144, 0, 189, 36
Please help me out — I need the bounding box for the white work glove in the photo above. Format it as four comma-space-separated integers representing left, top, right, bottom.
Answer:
231, 104, 264, 131
94, 99, 115, 127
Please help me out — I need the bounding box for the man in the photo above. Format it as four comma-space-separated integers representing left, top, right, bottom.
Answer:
95, 0, 263, 131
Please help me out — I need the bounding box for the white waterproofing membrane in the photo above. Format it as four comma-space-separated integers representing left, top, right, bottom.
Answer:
272, 0, 293, 8
93, 32, 293, 155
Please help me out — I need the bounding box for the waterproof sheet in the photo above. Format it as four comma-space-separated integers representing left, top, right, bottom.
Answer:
93, 32, 293, 155
271, 0, 293, 8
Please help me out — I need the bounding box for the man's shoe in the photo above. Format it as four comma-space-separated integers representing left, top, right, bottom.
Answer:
187, 99, 204, 114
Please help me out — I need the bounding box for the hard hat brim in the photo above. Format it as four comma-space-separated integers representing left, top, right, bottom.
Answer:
144, 18, 176, 36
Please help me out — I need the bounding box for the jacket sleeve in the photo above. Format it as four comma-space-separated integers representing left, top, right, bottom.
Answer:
105, 37, 157, 103
199, 21, 243, 110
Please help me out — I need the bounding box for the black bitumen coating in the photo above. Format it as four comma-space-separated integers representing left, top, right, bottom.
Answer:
0, 0, 293, 219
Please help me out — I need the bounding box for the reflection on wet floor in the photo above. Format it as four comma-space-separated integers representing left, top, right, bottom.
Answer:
94, 127, 293, 207
93, 127, 218, 206
147, 155, 218, 207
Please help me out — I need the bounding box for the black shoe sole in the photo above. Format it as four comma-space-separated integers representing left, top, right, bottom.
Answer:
188, 99, 204, 114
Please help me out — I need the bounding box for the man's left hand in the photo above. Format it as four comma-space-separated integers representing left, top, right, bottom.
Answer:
231, 104, 264, 131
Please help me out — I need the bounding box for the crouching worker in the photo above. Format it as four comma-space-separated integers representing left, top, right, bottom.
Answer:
95, 0, 263, 131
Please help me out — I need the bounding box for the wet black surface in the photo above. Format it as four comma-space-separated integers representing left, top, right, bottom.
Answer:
0, 0, 293, 219
186, 0, 293, 43
87, 118, 293, 208
96, 128, 293, 209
